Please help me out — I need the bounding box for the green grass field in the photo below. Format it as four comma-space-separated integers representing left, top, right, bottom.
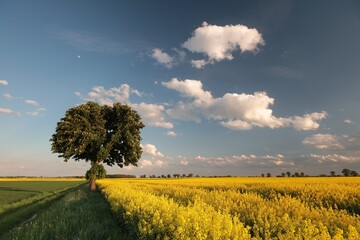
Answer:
1, 184, 131, 240
0, 179, 85, 236
0, 180, 84, 206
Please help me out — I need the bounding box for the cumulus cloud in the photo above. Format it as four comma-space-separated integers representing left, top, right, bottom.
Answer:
141, 143, 164, 157
220, 120, 253, 130
182, 22, 264, 67
140, 159, 153, 168
76, 84, 173, 129
191, 59, 208, 69
149, 48, 186, 68
303, 134, 344, 149
162, 78, 326, 131
193, 154, 294, 167
165, 131, 177, 137
0, 80, 8, 86
344, 119, 353, 124
308, 154, 360, 163
139, 159, 166, 168
290, 112, 327, 131
150, 48, 174, 68
77, 84, 141, 105
132, 103, 173, 129
162, 78, 212, 101
0, 108, 21, 116
304, 132, 360, 155
24, 99, 38, 106
154, 160, 166, 168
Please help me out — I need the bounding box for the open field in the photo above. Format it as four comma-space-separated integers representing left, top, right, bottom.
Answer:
0, 178, 84, 207
1, 177, 359, 239
3, 184, 130, 240
98, 177, 360, 239
0, 178, 85, 235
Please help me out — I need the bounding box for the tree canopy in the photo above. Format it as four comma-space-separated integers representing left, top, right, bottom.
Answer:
50, 101, 144, 189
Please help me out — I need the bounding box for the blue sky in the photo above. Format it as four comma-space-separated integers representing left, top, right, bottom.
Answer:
1, 0, 360, 177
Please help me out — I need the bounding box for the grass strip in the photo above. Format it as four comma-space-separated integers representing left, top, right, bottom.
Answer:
0, 183, 85, 235
0, 181, 85, 215
2, 185, 132, 240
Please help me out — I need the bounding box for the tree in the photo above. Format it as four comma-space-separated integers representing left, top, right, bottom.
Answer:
266, 173, 271, 177
281, 173, 286, 177
50, 102, 144, 191
350, 170, 358, 176
286, 171, 291, 177
330, 171, 336, 177
342, 168, 351, 176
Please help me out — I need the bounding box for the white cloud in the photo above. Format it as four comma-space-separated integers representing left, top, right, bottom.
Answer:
303, 134, 344, 149
191, 59, 208, 69
162, 78, 212, 101
180, 160, 188, 166
132, 103, 173, 129
154, 160, 166, 168
140, 159, 153, 168
193, 154, 294, 167
173, 48, 186, 61
0, 80, 8, 86
150, 48, 174, 68
139, 159, 166, 169
165, 131, 177, 137
220, 120, 253, 130
0, 108, 21, 116
182, 22, 264, 67
77, 84, 140, 105
149, 48, 186, 68
3, 93, 12, 99
27, 108, 47, 117
272, 160, 295, 166
141, 143, 164, 157
309, 154, 360, 163
162, 78, 326, 131
344, 119, 353, 124
77, 84, 173, 129
290, 112, 327, 131
25, 99, 38, 106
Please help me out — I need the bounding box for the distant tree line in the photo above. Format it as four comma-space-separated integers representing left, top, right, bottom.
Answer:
139, 174, 234, 179
106, 174, 136, 178
340, 168, 358, 176
260, 169, 359, 178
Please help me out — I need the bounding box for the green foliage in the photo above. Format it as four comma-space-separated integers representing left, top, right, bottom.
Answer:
50, 101, 144, 168
85, 163, 106, 180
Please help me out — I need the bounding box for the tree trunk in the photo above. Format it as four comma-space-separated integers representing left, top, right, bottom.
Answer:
89, 177, 96, 191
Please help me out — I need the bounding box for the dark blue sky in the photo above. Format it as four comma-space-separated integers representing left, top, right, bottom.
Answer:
1, 0, 359, 176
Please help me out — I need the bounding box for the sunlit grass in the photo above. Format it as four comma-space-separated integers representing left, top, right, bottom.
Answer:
3, 185, 132, 240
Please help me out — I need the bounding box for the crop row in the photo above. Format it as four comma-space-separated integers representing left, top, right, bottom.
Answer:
98, 178, 360, 239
